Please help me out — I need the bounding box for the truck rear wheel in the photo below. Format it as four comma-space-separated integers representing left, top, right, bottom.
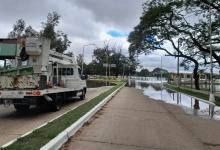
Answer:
50, 94, 63, 111
14, 104, 30, 112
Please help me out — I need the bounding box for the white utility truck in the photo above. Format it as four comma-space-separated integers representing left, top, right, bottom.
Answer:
0, 37, 87, 111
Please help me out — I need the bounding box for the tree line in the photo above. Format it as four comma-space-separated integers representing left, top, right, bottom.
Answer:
136, 68, 169, 78
128, 0, 220, 90
77, 43, 136, 77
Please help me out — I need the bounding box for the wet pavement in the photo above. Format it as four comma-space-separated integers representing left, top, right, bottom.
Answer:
0, 86, 112, 147
135, 82, 220, 120
63, 87, 220, 150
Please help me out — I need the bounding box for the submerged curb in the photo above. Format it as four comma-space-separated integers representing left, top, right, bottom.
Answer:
165, 85, 216, 106
40, 83, 125, 150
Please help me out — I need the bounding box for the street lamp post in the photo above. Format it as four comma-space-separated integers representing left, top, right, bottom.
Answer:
106, 50, 108, 86
177, 39, 182, 88
160, 55, 163, 101
81, 44, 96, 76
177, 51, 180, 87
160, 55, 163, 86
122, 64, 125, 79
108, 52, 115, 79
209, 1, 215, 102
109, 60, 111, 79
81, 46, 85, 76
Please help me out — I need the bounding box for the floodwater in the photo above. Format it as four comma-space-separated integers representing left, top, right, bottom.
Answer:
182, 83, 220, 93
133, 80, 220, 120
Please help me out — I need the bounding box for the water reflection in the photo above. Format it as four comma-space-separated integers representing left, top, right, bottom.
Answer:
135, 81, 220, 120
181, 83, 220, 93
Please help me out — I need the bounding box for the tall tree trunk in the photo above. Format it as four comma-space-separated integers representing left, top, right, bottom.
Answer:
193, 62, 200, 90
193, 62, 200, 109
193, 71, 200, 90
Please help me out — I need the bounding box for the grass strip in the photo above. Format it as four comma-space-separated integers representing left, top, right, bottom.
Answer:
165, 84, 220, 106
1, 81, 124, 150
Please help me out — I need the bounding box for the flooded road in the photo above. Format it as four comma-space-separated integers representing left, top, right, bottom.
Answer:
134, 81, 220, 120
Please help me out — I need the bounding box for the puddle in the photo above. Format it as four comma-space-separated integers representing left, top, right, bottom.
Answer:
133, 80, 220, 120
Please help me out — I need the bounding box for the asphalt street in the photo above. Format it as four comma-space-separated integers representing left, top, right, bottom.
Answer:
0, 86, 111, 146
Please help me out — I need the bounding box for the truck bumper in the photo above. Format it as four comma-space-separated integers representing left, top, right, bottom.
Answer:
0, 90, 41, 99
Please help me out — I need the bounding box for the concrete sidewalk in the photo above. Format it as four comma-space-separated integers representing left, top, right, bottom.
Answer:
63, 87, 220, 150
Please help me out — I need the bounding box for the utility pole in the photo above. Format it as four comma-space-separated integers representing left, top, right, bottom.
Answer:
176, 39, 181, 88
209, 1, 215, 102
81, 46, 85, 76
122, 64, 125, 79
109, 61, 111, 80
105, 49, 108, 86
177, 51, 180, 87
160, 55, 163, 101
161, 56, 163, 86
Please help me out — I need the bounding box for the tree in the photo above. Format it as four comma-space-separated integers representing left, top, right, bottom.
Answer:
24, 26, 39, 37
41, 11, 60, 42
141, 0, 220, 64
76, 54, 83, 67
64, 51, 74, 57
86, 44, 135, 76
8, 19, 38, 38
8, 12, 71, 54
136, 69, 150, 76
128, 0, 220, 90
152, 68, 169, 78
41, 11, 71, 53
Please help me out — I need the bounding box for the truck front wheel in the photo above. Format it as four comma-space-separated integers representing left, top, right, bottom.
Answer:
14, 104, 30, 112
80, 89, 86, 100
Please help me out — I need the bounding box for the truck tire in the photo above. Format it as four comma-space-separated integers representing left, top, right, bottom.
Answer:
14, 104, 30, 112
84, 88, 87, 94
80, 90, 85, 100
50, 94, 63, 111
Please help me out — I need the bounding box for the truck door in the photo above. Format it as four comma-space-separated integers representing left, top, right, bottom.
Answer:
77, 67, 86, 89
53, 68, 62, 86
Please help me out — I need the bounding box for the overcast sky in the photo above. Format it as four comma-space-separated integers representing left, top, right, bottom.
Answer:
0, 0, 182, 72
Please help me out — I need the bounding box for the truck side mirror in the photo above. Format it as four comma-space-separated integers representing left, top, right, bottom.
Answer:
81, 74, 88, 80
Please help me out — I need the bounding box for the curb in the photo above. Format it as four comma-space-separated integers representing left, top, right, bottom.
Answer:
1, 88, 104, 149
40, 83, 125, 150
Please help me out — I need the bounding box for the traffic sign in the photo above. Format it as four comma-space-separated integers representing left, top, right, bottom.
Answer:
110, 64, 116, 67
103, 63, 108, 67
103, 63, 116, 67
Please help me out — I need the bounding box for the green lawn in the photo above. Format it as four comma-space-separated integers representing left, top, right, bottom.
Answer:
1, 82, 124, 150
165, 84, 220, 106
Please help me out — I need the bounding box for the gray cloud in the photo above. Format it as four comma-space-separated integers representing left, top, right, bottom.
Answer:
0, 0, 50, 27
0, 0, 181, 72
70, 0, 143, 32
